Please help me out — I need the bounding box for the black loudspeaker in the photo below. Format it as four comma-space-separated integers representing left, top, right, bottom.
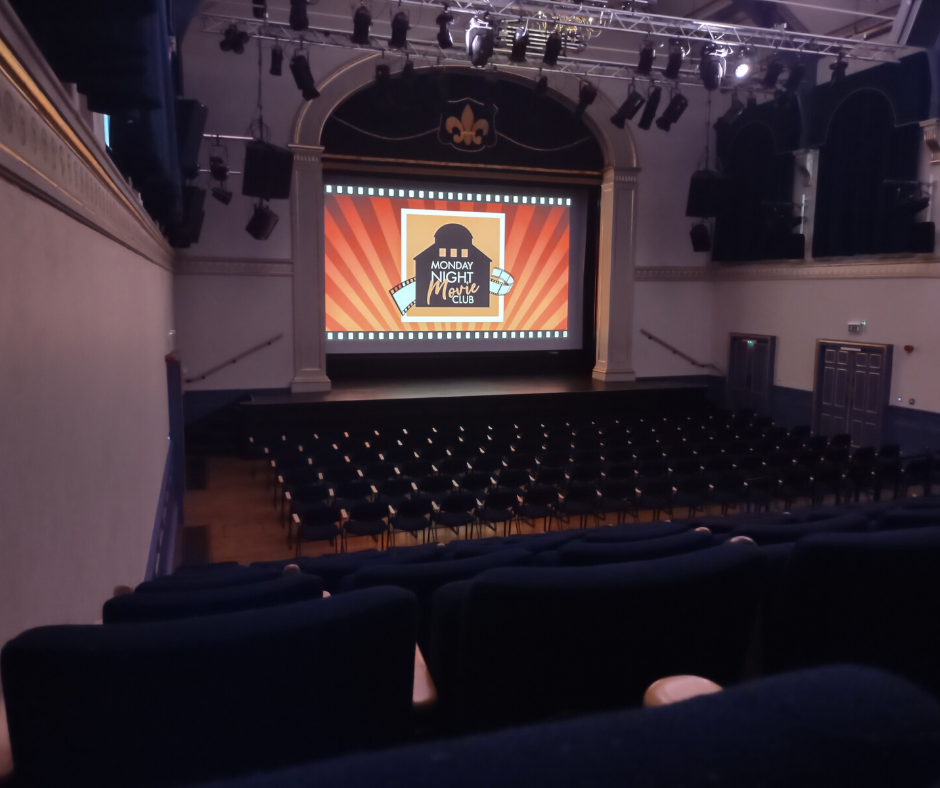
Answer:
686, 170, 727, 218
168, 186, 206, 248
690, 223, 711, 252
242, 141, 294, 200
175, 99, 209, 181
912, 221, 936, 253
246, 204, 280, 240
786, 233, 806, 259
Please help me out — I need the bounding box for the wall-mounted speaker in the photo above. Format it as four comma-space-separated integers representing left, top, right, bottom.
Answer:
690, 223, 711, 252
176, 99, 209, 181
686, 170, 727, 218
242, 141, 294, 200
167, 186, 206, 248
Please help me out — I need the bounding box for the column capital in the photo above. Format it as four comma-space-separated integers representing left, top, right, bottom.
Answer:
288, 144, 325, 166
602, 167, 640, 186
920, 120, 940, 165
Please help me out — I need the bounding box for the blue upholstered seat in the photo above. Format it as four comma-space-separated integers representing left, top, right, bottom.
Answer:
102, 574, 324, 623
729, 513, 869, 545
135, 565, 280, 593
193, 666, 940, 788
1, 589, 418, 788
581, 520, 688, 543
554, 529, 714, 567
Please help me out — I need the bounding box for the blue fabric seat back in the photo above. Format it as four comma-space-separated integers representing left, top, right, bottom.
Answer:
556, 530, 713, 566
874, 509, 940, 531
581, 521, 688, 542
444, 543, 767, 729
136, 565, 280, 593
729, 513, 869, 545
1, 588, 417, 788
769, 526, 940, 697
192, 667, 940, 788
102, 575, 323, 623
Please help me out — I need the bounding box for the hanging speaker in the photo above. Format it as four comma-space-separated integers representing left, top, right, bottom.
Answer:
690, 223, 711, 252
175, 99, 209, 181
686, 170, 727, 218
242, 141, 294, 200
246, 204, 280, 240
167, 186, 206, 248
912, 221, 935, 253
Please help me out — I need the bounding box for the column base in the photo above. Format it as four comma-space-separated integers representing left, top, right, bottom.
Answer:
592, 367, 637, 383
291, 373, 332, 393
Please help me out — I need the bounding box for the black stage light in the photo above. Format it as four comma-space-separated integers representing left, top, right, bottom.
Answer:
690, 223, 711, 252
247, 203, 279, 240
466, 19, 495, 68
351, 5, 372, 45
436, 10, 454, 48
401, 59, 415, 81
784, 61, 806, 92
610, 87, 645, 128
252, 0, 267, 20
510, 27, 529, 63
290, 53, 320, 100
655, 92, 688, 131
289, 0, 309, 31
747, 95, 758, 110
636, 41, 655, 76
830, 54, 847, 83
714, 94, 745, 129
534, 74, 548, 96
663, 40, 684, 80
637, 85, 661, 130
897, 185, 930, 214
375, 63, 391, 83
700, 45, 724, 91
543, 31, 562, 66
270, 45, 283, 75
220, 25, 250, 54
212, 186, 233, 205
209, 155, 229, 182
391, 11, 410, 48
762, 58, 785, 89
733, 52, 753, 80
574, 82, 597, 119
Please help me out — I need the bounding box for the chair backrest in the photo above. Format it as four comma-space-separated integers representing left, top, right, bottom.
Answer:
729, 513, 869, 546
135, 566, 279, 594
349, 501, 390, 521
103, 575, 324, 624
1, 589, 417, 788
581, 521, 688, 543
555, 529, 714, 567
300, 505, 343, 526
443, 543, 766, 730
440, 492, 477, 513
397, 497, 433, 517
769, 527, 940, 697
482, 490, 517, 510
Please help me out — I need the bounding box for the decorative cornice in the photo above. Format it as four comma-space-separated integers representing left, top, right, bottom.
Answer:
921, 120, 940, 165
0, 8, 172, 269
289, 144, 324, 165
175, 257, 293, 277
636, 258, 940, 282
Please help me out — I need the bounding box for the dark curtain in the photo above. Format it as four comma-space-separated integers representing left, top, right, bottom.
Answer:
813, 90, 921, 258
713, 123, 796, 263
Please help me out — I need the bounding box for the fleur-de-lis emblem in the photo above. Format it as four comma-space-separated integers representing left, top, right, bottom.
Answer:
445, 104, 490, 147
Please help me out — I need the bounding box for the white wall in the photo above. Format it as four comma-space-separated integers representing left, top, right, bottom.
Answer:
712, 277, 940, 412
173, 274, 294, 390
0, 178, 173, 647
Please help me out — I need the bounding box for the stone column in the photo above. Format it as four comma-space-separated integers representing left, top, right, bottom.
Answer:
593, 166, 639, 382
288, 144, 331, 392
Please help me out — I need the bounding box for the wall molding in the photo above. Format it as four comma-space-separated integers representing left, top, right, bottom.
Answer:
175, 257, 293, 277
636, 257, 940, 282
0, 6, 172, 269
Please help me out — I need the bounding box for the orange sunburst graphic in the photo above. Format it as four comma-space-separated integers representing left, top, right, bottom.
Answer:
324, 193, 570, 333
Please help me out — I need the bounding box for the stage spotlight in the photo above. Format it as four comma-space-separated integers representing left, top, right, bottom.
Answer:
574, 82, 597, 119
636, 86, 661, 130
636, 41, 655, 76
830, 53, 847, 83
762, 58, 785, 89
700, 45, 725, 91
375, 63, 391, 84
655, 92, 688, 131
663, 40, 684, 80
219, 25, 250, 54
289, 0, 309, 31
534, 74, 548, 96
401, 59, 415, 82
351, 5, 372, 45
436, 10, 454, 49
270, 45, 283, 75
544, 31, 562, 66
252, 0, 267, 20
510, 27, 529, 63
466, 17, 495, 68
784, 61, 806, 92
714, 93, 745, 129
290, 53, 320, 100
246, 202, 279, 240
610, 87, 645, 128
390, 11, 410, 49
212, 186, 233, 205
209, 155, 229, 182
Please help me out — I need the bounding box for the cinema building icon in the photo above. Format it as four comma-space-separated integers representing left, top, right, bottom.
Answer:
414, 224, 491, 310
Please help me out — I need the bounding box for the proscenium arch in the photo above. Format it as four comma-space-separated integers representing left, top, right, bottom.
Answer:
286, 53, 640, 392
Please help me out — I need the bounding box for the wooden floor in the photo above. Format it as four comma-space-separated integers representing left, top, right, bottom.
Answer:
184, 456, 662, 564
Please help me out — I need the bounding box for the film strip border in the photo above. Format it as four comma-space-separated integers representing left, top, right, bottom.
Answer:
328, 330, 569, 341
326, 184, 573, 207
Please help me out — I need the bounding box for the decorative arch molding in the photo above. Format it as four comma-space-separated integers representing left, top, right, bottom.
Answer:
288, 53, 640, 392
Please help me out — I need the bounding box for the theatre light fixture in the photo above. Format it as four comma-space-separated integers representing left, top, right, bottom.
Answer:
574, 81, 597, 119
610, 85, 645, 128
252, 0, 267, 20
289, 0, 308, 31
290, 51, 320, 99
830, 52, 848, 82
390, 11, 410, 49
700, 44, 726, 91
733, 49, 753, 80
466, 16, 495, 68
510, 26, 529, 63
270, 44, 283, 75
785, 61, 806, 92
436, 9, 454, 49
655, 91, 688, 131
762, 58, 785, 89
543, 31, 562, 66
637, 85, 662, 130
636, 41, 655, 76
351, 5, 372, 45
663, 40, 684, 80
375, 62, 391, 83
219, 24, 249, 54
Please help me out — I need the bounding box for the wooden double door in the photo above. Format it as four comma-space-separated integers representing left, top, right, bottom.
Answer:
813, 340, 893, 447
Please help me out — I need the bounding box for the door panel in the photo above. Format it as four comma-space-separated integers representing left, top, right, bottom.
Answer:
727, 335, 777, 414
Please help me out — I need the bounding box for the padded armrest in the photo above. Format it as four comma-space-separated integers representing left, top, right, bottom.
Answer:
0, 697, 12, 784
643, 675, 722, 708
413, 645, 437, 710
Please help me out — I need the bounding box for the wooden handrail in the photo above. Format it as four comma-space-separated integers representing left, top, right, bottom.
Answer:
184, 333, 284, 383
640, 329, 723, 374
